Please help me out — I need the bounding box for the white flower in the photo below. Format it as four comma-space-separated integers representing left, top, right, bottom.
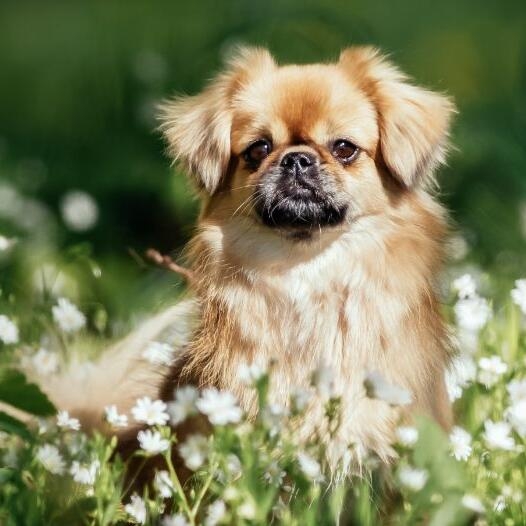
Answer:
104, 405, 128, 428
312, 365, 339, 399
445, 353, 476, 402
507, 378, 526, 403
60, 190, 99, 232
395, 426, 419, 447
364, 371, 412, 406
70, 460, 100, 485
238, 500, 256, 520
506, 399, 526, 436
0, 235, 16, 252
494, 495, 506, 513
478, 356, 508, 388
297, 452, 323, 482
204, 500, 226, 526
57, 410, 81, 431
262, 403, 288, 433
154, 470, 174, 498
0, 315, 19, 345
502, 484, 523, 503
483, 420, 515, 450
454, 295, 491, 332
124, 494, 147, 524
167, 386, 198, 425
36, 444, 66, 475
52, 298, 86, 333
225, 454, 242, 479
237, 359, 266, 385
178, 434, 208, 470
131, 397, 169, 426
264, 461, 286, 486
461, 494, 485, 514
511, 279, 526, 315
162, 514, 190, 526
398, 466, 428, 491
31, 348, 59, 375
449, 426, 472, 461
137, 429, 170, 454
196, 389, 242, 425
291, 387, 312, 412
141, 341, 174, 365
448, 235, 469, 261
452, 274, 477, 299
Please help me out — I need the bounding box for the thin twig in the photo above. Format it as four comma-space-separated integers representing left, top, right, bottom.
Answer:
146, 248, 195, 285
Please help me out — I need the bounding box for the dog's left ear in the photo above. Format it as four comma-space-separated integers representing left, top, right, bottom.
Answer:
339, 47, 456, 187
159, 47, 275, 194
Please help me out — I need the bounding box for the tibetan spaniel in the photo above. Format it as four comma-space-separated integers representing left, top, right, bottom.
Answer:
43, 46, 456, 469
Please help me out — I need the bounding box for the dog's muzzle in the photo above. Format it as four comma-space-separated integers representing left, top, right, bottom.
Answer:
255, 151, 348, 230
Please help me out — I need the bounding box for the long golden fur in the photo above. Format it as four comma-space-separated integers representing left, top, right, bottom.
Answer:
39, 46, 456, 468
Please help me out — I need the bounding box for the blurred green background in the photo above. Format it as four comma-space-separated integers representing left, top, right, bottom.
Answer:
0, 0, 525, 327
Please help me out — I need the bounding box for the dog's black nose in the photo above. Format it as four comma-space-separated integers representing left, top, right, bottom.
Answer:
280, 152, 316, 174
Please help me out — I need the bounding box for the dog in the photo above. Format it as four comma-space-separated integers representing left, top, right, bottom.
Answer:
42, 46, 455, 467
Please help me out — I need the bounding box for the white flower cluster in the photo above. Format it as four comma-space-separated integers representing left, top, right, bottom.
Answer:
0, 234, 17, 253
449, 426, 472, 461
452, 274, 491, 334
137, 429, 170, 454
141, 341, 174, 365
196, 389, 242, 426
60, 190, 99, 232
131, 397, 169, 426
178, 434, 209, 470
398, 465, 428, 491
506, 378, 526, 437
167, 386, 198, 425
445, 353, 476, 401
478, 355, 508, 388
364, 370, 412, 406
104, 405, 128, 428
128, 387, 243, 465
52, 298, 86, 333
0, 314, 19, 345
36, 444, 66, 475
395, 426, 419, 447
511, 279, 526, 315
70, 459, 100, 485
237, 358, 267, 385
297, 452, 324, 483
125, 494, 147, 524
57, 410, 81, 431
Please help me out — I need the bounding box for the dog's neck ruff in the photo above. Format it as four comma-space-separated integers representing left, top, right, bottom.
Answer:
177, 196, 451, 464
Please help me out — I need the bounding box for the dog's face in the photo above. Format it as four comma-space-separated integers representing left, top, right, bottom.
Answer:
228, 65, 377, 238
161, 47, 454, 245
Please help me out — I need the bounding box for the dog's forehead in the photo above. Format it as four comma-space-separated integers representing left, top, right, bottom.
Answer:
232, 64, 378, 149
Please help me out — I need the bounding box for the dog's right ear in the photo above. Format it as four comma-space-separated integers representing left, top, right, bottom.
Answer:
339, 47, 456, 188
159, 47, 275, 194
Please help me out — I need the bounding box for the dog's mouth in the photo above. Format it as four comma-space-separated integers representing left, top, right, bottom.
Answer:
254, 182, 348, 233
255, 194, 347, 230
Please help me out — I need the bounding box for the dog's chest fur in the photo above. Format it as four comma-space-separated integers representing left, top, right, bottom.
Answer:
170, 214, 451, 461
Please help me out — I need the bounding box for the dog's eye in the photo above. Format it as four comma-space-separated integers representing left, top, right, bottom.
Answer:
244, 139, 272, 165
331, 139, 359, 164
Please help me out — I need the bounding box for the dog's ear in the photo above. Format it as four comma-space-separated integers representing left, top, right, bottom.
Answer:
339, 47, 456, 187
159, 47, 275, 194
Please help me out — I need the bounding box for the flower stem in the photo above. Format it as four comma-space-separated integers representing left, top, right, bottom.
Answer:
165, 451, 194, 524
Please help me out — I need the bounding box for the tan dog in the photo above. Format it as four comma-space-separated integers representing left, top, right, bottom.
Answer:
43, 46, 455, 466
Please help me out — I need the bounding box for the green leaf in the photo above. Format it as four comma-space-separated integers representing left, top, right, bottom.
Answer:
0, 369, 56, 417
0, 410, 32, 440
